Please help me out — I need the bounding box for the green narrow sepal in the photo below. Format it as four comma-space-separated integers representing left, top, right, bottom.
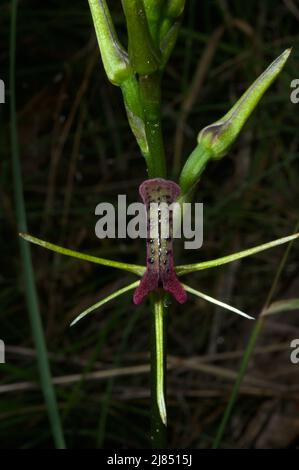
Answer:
88, 0, 131, 85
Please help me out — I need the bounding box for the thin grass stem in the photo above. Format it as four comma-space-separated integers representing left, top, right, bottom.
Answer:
213, 222, 299, 448
10, 0, 65, 449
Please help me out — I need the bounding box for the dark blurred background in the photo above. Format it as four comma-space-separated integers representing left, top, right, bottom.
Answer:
1, 0, 299, 449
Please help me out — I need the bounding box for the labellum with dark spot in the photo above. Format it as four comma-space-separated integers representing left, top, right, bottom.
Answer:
133, 178, 187, 304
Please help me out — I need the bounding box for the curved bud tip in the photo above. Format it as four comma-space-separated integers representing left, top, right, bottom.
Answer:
179, 49, 291, 195
88, 0, 132, 86
165, 0, 186, 18
197, 48, 292, 160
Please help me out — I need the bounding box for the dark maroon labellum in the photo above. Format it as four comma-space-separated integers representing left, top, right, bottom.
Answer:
133, 178, 187, 305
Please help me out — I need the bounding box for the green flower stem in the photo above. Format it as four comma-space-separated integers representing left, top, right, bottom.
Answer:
120, 71, 167, 176
120, 4, 172, 440
121, 0, 167, 177
179, 142, 212, 195
139, 72, 167, 178
20, 233, 145, 276
150, 294, 167, 448
10, 0, 65, 449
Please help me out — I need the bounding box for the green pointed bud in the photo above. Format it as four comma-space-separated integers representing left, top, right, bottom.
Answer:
165, 0, 186, 18
160, 21, 181, 66
199, 49, 291, 159
179, 49, 291, 193
88, 0, 131, 85
122, 0, 161, 75
159, 0, 186, 40
143, 0, 164, 42
159, 1, 186, 66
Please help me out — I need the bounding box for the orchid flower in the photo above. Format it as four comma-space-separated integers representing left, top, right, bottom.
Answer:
19, 1, 297, 442
20, 227, 298, 327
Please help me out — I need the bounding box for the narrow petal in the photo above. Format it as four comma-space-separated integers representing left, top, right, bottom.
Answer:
20, 233, 145, 276
183, 283, 254, 320
71, 281, 139, 326
176, 233, 299, 276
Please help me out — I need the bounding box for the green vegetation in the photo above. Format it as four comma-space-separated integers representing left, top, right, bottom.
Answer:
1, 0, 299, 449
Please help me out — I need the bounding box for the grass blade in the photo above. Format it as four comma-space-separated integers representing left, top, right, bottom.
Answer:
212, 222, 299, 448
262, 298, 299, 316
212, 318, 263, 449
96, 301, 142, 447
10, 0, 65, 449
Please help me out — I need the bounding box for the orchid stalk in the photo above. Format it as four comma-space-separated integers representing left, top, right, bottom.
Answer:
20, 1, 295, 448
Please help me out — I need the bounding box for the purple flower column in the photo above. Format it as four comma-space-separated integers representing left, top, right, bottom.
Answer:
133, 178, 187, 305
